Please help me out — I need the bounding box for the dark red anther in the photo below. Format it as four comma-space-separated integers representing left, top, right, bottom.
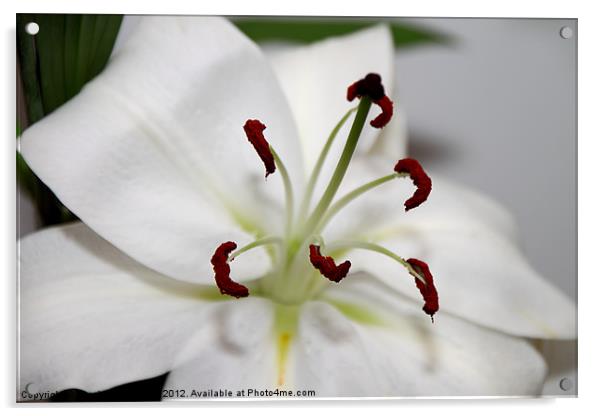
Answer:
407, 258, 439, 322
347, 73, 393, 128
309, 244, 351, 283
243, 119, 276, 178
210, 241, 249, 298
394, 158, 432, 211
370, 96, 393, 128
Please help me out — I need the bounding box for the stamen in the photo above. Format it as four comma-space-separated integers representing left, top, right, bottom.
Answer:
347, 73, 393, 128
309, 244, 351, 283
243, 119, 276, 178
270, 146, 295, 237
228, 236, 282, 261
210, 242, 249, 298
406, 258, 439, 322
326, 240, 426, 285
394, 158, 432, 211
316, 173, 400, 233
299, 106, 358, 221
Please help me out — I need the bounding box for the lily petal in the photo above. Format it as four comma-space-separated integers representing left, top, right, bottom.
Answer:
18, 223, 253, 393
163, 298, 277, 395
291, 274, 547, 397
267, 25, 398, 176
19, 16, 300, 284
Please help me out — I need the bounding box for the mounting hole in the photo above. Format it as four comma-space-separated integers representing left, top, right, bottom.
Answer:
25, 22, 39, 35
559, 26, 573, 39
559, 377, 574, 391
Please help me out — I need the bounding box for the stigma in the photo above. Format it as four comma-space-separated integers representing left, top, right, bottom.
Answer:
347, 73, 393, 128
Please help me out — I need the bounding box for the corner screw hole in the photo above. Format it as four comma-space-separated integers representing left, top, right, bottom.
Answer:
25, 22, 39, 36
559, 377, 574, 391
559, 26, 573, 39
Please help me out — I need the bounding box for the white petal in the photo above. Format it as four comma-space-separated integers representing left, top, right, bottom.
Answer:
19, 16, 299, 283
18, 223, 237, 394
267, 25, 396, 175
163, 298, 277, 396
291, 275, 547, 397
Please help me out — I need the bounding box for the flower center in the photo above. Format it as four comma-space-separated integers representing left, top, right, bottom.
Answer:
210, 73, 438, 321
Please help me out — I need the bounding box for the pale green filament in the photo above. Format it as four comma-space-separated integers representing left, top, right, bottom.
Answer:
298, 106, 358, 221
316, 172, 406, 233
229, 236, 283, 261
303, 97, 372, 237
270, 146, 295, 237
326, 240, 426, 285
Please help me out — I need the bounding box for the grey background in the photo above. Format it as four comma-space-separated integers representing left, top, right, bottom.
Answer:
394, 18, 577, 301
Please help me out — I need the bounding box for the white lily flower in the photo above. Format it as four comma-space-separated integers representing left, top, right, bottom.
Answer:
18, 16, 576, 398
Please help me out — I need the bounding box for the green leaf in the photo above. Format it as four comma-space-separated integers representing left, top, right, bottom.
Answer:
16, 15, 44, 125
232, 18, 448, 47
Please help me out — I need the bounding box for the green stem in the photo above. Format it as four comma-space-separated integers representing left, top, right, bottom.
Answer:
229, 236, 282, 261
271, 146, 295, 237
316, 173, 403, 232
327, 240, 426, 284
303, 97, 372, 236
299, 106, 357, 220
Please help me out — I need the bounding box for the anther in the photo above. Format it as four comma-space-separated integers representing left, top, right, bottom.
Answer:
243, 119, 276, 178
406, 258, 439, 322
309, 244, 351, 283
347, 73, 393, 128
394, 158, 432, 211
211, 242, 249, 298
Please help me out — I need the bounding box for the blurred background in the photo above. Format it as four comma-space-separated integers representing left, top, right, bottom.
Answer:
16, 16, 577, 398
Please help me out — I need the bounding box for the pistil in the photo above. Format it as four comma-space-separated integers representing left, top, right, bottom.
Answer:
303, 96, 372, 236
